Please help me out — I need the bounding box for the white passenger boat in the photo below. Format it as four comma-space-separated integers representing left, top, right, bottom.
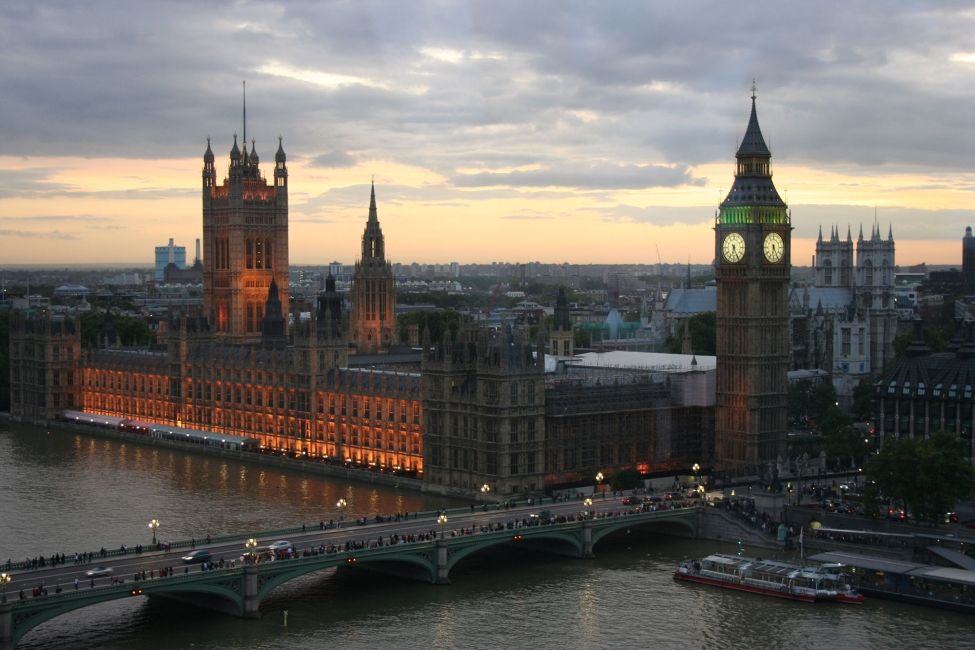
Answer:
674, 554, 864, 604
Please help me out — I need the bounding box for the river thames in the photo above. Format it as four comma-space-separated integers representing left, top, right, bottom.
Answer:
2, 421, 973, 649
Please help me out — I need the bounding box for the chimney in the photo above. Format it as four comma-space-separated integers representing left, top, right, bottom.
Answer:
168, 238, 175, 265
195, 238, 201, 264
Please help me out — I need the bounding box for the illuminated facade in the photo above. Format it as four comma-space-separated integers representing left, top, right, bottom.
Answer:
202, 136, 289, 343
9, 114, 716, 495
714, 90, 790, 473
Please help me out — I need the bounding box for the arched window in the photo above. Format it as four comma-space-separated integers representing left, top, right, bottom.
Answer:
863, 259, 874, 286
265, 238, 273, 269
246, 239, 254, 269
823, 259, 833, 285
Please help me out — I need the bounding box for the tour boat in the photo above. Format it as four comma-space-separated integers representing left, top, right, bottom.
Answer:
674, 554, 864, 604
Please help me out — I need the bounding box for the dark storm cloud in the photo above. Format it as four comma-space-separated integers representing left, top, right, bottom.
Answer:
2, 1, 974, 178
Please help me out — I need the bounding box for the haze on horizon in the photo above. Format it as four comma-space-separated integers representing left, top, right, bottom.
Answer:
1, 2, 972, 268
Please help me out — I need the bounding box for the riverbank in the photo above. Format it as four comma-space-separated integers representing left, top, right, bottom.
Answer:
16, 415, 433, 495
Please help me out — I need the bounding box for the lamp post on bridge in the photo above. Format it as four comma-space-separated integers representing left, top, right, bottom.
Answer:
595, 472, 604, 497
148, 519, 160, 546
245, 538, 257, 563
0, 571, 10, 603
438, 511, 448, 540
336, 498, 347, 528
584, 497, 593, 520
481, 483, 491, 499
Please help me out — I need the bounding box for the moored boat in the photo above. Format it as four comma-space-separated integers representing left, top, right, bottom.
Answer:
674, 554, 864, 604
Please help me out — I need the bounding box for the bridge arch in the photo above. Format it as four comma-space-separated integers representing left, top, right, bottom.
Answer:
590, 511, 697, 549
255, 550, 439, 600
446, 530, 584, 573
12, 578, 244, 646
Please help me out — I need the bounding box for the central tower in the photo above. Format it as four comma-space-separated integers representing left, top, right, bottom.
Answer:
714, 89, 791, 474
351, 182, 396, 354
202, 134, 289, 343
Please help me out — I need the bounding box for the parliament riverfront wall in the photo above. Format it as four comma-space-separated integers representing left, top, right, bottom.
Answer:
44, 418, 425, 493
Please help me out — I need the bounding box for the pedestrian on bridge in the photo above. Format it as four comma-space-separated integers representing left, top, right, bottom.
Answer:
74, 578, 79, 590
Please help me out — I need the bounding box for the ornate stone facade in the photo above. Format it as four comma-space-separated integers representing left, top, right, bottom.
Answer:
714, 92, 790, 473
202, 136, 289, 343
350, 183, 396, 354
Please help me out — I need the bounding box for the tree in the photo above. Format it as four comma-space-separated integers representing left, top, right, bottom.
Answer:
79, 312, 154, 348
610, 469, 643, 491
913, 431, 974, 524
865, 432, 973, 524
851, 378, 874, 422
396, 311, 464, 345
663, 312, 715, 355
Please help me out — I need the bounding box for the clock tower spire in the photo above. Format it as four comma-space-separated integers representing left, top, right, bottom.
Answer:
713, 88, 790, 474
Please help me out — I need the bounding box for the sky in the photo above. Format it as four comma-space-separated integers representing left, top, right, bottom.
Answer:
1, 1, 973, 267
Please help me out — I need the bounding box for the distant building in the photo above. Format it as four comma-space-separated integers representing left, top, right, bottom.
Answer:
154, 239, 187, 282
964, 226, 975, 295
874, 319, 974, 450
790, 223, 898, 407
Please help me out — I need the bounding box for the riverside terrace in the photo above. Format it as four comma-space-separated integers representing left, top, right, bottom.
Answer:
1, 499, 700, 648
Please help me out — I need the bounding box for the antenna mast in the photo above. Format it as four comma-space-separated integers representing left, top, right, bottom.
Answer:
242, 80, 247, 145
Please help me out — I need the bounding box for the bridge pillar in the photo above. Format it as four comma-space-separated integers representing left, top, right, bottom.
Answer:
581, 521, 594, 558
243, 565, 261, 618
0, 602, 12, 650
434, 540, 450, 585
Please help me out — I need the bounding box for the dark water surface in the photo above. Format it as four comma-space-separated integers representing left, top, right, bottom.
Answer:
2, 422, 972, 649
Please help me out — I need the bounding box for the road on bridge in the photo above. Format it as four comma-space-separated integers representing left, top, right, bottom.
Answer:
3, 495, 691, 598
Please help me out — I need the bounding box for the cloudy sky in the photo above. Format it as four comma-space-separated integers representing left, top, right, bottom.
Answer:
1, 1, 972, 266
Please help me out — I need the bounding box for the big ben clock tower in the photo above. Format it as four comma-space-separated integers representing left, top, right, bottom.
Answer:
714, 87, 790, 474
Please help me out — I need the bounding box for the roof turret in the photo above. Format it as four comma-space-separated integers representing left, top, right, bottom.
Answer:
275, 136, 286, 163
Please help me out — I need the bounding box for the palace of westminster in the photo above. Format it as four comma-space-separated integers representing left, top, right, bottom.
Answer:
9, 95, 970, 496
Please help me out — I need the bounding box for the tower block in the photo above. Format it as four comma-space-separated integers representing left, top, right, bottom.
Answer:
202, 135, 289, 343
714, 89, 791, 474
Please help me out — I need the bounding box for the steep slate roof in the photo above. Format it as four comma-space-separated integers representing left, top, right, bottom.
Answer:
663, 288, 716, 314
737, 96, 772, 157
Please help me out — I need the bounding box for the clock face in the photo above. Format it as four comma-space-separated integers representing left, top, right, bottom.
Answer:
722, 232, 745, 263
763, 232, 785, 263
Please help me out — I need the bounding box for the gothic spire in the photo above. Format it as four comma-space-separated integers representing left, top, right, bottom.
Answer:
736, 84, 771, 158
369, 179, 378, 223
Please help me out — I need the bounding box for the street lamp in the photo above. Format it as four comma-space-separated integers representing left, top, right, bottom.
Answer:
336, 498, 347, 528
438, 511, 448, 539
481, 483, 491, 496
595, 472, 604, 495
584, 497, 593, 519
0, 572, 10, 603
245, 538, 257, 562
148, 519, 160, 545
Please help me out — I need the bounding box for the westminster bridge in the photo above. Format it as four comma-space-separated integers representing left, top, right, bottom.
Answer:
0, 499, 707, 648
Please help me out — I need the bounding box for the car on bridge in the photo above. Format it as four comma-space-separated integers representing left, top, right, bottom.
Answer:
267, 540, 293, 553
85, 566, 113, 578
181, 550, 211, 564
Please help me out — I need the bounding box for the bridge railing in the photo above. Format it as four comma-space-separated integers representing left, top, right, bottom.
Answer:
6, 494, 613, 573
8, 505, 698, 606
